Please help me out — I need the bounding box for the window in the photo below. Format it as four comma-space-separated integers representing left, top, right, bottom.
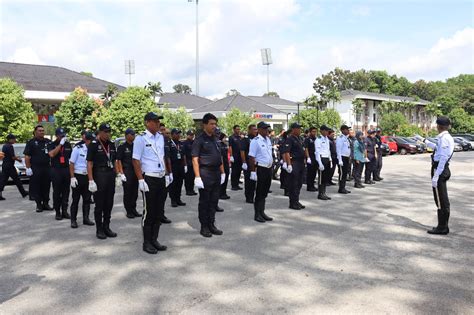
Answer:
373, 113, 376, 122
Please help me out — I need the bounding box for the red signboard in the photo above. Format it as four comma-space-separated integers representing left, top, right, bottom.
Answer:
38, 115, 49, 122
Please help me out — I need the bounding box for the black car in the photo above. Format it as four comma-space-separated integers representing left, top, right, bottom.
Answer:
381, 143, 390, 156
453, 137, 472, 151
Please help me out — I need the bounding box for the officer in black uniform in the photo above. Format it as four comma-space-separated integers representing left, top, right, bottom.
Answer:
24, 125, 53, 212
281, 123, 306, 210
0, 134, 28, 200
168, 128, 187, 208
192, 113, 226, 237
278, 131, 289, 196
327, 129, 337, 185
117, 128, 141, 218
240, 124, 257, 203
304, 127, 318, 192
364, 129, 377, 185
217, 129, 230, 200
183, 130, 197, 196
48, 127, 72, 220
87, 123, 118, 239
374, 128, 384, 181
228, 125, 243, 190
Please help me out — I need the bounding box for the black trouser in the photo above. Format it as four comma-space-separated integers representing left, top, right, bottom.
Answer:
288, 160, 304, 205
51, 167, 70, 212
272, 160, 280, 179
244, 169, 256, 202
280, 164, 288, 190
123, 168, 138, 213
365, 157, 376, 181
375, 153, 383, 178
337, 156, 350, 191
70, 174, 91, 221
306, 160, 317, 189
220, 162, 229, 196
254, 166, 272, 213
30, 165, 51, 205
0, 165, 27, 195
230, 160, 242, 188
328, 158, 337, 184
198, 166, 220, 227
142, 175, 167, 227
184, 162, 195, 193
348, 158, 353, 179
432, 162, 451, 226
354, 161, 364, 185
169, 165, 185, 202
93, 170, 115, 227
318, 157, 331, 194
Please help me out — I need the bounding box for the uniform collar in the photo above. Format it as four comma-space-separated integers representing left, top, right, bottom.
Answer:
145, 129, 161, 139
437, 131, 449, 138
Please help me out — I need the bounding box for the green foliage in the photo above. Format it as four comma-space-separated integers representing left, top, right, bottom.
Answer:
55, 87, 104, 139
291, 108, 342, 131
160, 106, 194, 133
263, 91, 280, 97
379, 112, 408, 136
219, 107, 257, 135
0, 78, 36, 142
172, 84, 192, 94
100, 84, 119, 107
397, 124, 424, 137
145, 82, 163, 102
447, 107, 474, 133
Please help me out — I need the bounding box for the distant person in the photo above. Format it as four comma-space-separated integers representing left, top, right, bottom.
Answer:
0, 134, 28, 201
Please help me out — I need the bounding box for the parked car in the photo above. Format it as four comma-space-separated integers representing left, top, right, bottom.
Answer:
453, 137, 472, 151
0, 143, 28, 182
426, 137, 463, 152
380, 136, 398, 154
387, 137, 418, 155
403, 137, 426, 153
381, 143, 390, 156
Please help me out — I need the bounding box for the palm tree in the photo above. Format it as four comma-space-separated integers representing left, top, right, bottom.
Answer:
100, 84, 118, 107
351, 99, 364, 130
145, 81, 163, 103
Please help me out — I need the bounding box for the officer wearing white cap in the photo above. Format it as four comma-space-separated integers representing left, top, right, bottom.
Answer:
248, 121, 274, 223
336, 125, 352, 194
420, 116, 454, 235
132, 112, 172, 254
315, 125, 332, 200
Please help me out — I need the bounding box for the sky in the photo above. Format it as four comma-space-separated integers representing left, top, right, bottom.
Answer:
1, 0, 473, 101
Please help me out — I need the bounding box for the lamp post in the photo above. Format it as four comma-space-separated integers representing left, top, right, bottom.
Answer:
261, 48, 272, 94
188, 0, 199, 96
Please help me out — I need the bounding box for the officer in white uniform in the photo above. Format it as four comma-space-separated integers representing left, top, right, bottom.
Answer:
336, 124, 352, 194
420, 116, 455, 235
248, 121, 274, 223
132, 112, 173, 254
315, 125, 332, 200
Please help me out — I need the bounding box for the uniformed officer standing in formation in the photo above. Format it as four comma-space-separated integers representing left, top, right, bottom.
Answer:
217, 129, 231, 200
281, 122, 306, 210
87, 123, 118, 240
241, 124, 257, 203
69, 131, 95, 228
183, 130, 197, 196
327, 129, 337, 185
374, 128, 384, 181
336, 125, 352, 194
353, 131, 366, 188
364, 130, 377, 185
228, 125, 243, 190
304, 127, 318, 192
278, 131, 289, 196
419, 117, 455, 235
0, 134, 28, 200
116, 128, 141, 218
248, 121, 274, 222
315, 125, 332, 200
24, 125, 53, 212
192, 113, 226, 238
48, 127, 72, 220
132, 112, 171, 254
168, 128, 187, 208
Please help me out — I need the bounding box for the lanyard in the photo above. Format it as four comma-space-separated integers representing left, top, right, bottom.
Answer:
97, 138, 111, 162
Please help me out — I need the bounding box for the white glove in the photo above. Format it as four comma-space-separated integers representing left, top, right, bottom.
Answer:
287, 165, 293, 174
250, 171, 257, 181
88, 180, 97, 193
306, 157, 311, 164
432, 174, 439, 188
242, 163, 248, 171
220, 173, 226, 184
60, 137, 67, 145
120, 173, 127, 182
115, 176, 122, 187
282, 162, 288, 171
169, 173, 174, 183
26, 168, 33, 176
338, 160, 344, 167
165, 175, 172, 187
195, 177, 204, 189
184, 165, 188, 173
70, 177, 78, 188
230, 156, 234, 163
139, 179, 149, 192
318, 163, 324, 171
365, 158, 370, 163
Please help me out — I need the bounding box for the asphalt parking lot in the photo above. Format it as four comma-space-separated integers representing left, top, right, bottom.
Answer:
0, 152, 473, 314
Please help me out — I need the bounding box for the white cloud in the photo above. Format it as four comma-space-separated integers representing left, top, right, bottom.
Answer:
352, 5, 371, 17
7, 47, 45, 64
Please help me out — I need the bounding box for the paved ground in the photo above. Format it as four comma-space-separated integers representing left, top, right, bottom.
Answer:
0, 152, 473, 314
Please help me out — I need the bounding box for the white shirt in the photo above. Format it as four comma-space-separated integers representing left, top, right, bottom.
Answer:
249, 135, 273, 168
336, 134, 351, 162
70, 142, 88, 174
132, 129, 166, 173
315, 135, 331, 164
426, 131, 454, 176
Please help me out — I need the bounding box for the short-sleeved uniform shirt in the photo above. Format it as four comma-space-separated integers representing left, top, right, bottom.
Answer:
228, 134, 242, 162
24, 137, 51, 167
169, 139, 185, 167
281, 135, 305, 163
218, 139, 229, 167
117, 141, 134, 170
2, 143, 16, 168
183, 139, 194, 166
192, 132, 222, 168
304, 136, 316, 162
48, 140, 72, 168
364, 137, 376, 159
87, 139, 116, 171
70, 141, 88, 174
240, 135, 255, 164
374, 135, 383, 153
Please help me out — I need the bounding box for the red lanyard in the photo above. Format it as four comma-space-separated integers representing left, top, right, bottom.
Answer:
98, 138, 111, 161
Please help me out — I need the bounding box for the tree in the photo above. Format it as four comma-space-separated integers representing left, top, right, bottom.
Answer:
448, 108, 474, 133
226, 89, 240, 97
321, 108, 342, 129
100, 84, 118, 107
160, 106, 194, 133
80, 71, 93, 77
145, 81, 163, 103
290, 108, 341, 131
55, 87, 104, 139
219, 108, 256, 135
379, 112, 408, 136
0, 78, 36, 142
263, 91, 280, 98
172, 84, 192, 94
352, 99, 365, 128
98, 87, 157, 138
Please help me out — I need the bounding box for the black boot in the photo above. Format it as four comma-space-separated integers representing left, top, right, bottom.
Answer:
55, 209, 63, 220
354, 183, 365, 188
103, 223, 117, 238
21, 190, 29, 198
42, 202, 54, 211
209, 223, 223, 235
160, 216, 172, 224
427, 209, 449, 235
261, 209, 273, 221
0, 192, 5, 201
35, 201, 43, 212
126, 210, 135, 218
318, 185, 329, 200
131, 209, 142, 217
216, 205, 224, 212
71, 206, 78, 228
143, 226, 158, 254
62, 208, 70, 219
83, 207, 95, 226
200, 225, 212, 237
151, 224, 167, 251
254, 208, 266, 223
95, 214, 106, 239
177, 200, 186, 206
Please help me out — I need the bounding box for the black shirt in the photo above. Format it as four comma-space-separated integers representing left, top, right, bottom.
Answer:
281, 135, 305, 162
168, 139, 185, 166
218, 140, 229, 163
192, 132, 222, 167
183, 139, 194, 165
228, 134, 242, 161
87, 139, 116, 171
24, 137, 51, 167
329, 138, 337, 160
374, 135, 383, 153
240, 136, 254, 163
304, 136, 316, 161
48, 140, 72, 168
2, 143, 16, 168
116, 141, 134, 170
365, 137, 376, 159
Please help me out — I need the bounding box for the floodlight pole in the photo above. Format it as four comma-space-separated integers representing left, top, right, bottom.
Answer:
195, 0, 200, 96
266, 64, 269, 94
